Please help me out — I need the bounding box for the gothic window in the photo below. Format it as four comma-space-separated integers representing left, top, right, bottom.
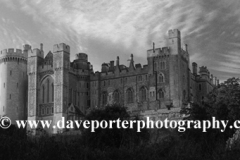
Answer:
140, 87, 147, 102
158, 89, 164, 99
102, 92, 108, 105
41, 76, 54, 104
113, 90, 120, 103
162, 61, 166, 69
159, 74, 164, 83
127, 88, 134, 103
154, 62, 157, 71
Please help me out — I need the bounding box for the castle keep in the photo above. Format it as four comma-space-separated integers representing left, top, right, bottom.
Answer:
0, 29, 219, 133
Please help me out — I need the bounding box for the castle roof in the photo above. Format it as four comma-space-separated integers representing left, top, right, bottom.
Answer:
44, 51, 53, 62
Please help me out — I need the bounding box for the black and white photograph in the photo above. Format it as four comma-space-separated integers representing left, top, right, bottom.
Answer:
0, 0, 240, 159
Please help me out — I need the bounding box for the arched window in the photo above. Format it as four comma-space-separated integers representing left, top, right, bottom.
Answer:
140, 87, 147, 102
102, 92, 108, 105
159, 74, 164, 83
158, 89, 164, 99
127, 88, 134, 103
41, 76, 54, 104
113, 90, 120, 103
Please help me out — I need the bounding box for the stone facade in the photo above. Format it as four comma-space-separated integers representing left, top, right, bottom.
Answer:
0, 29, 219, 134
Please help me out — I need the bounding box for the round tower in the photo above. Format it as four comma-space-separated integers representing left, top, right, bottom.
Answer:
0, 47, 28, 123
74, 53, 89, 70
199, 66, 209, 80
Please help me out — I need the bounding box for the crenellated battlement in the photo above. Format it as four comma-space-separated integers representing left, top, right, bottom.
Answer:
0, 48, 27, 60
53, 43, 70, 53
147, 47, 170, 58
76, 53, 88, 61
199, 66, 208, 73
28, 48, 44, 58
168, 29, 181, 39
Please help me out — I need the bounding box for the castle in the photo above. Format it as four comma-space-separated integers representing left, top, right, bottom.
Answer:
0, 29, 219, 134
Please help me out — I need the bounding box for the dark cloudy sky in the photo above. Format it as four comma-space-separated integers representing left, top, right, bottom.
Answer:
0, 0, 239, 81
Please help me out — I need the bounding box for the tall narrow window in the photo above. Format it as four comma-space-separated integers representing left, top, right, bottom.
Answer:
158, 89, 164, 99
140, 87, 147, 101
10, 70, 12, 75
52, 83, 54, 102
127, 88, 133, 103
163, 61, 166, 69
114, 90, 120, 103
102, 92, 107, 105
159, 74, 164, 83
154, 62, 157, 71
47, 79, 50, 102
42, 85, 45, 103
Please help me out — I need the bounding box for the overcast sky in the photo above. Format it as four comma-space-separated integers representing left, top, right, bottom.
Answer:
0, 0, 239, 81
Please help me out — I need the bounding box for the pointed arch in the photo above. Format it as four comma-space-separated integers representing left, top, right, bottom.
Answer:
126, 88, 134, 103
158, 89, 164, 99
113, 90, 120, 104
159, 73, 164, 83
40, 75, 54, 104
139, 86, 147, 102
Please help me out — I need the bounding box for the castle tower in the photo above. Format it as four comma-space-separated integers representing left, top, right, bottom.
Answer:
168, 29, 181, 55
27, 47, 44, 133
199, 66, 209, 80
0, 47, 28, 123
53, 43, 70, 133
72, 53, 91, 114
192, 62, 198, 75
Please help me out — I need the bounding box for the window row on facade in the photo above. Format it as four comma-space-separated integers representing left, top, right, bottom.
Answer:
154, 61, 166, 70
102, 87, 165, 105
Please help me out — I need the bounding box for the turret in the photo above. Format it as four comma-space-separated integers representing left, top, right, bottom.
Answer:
73, 53, 89, 70
101, 63, 109, 72
199, 66, 210, 80
168, 29, 181, 55
192, 62, 197, 75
